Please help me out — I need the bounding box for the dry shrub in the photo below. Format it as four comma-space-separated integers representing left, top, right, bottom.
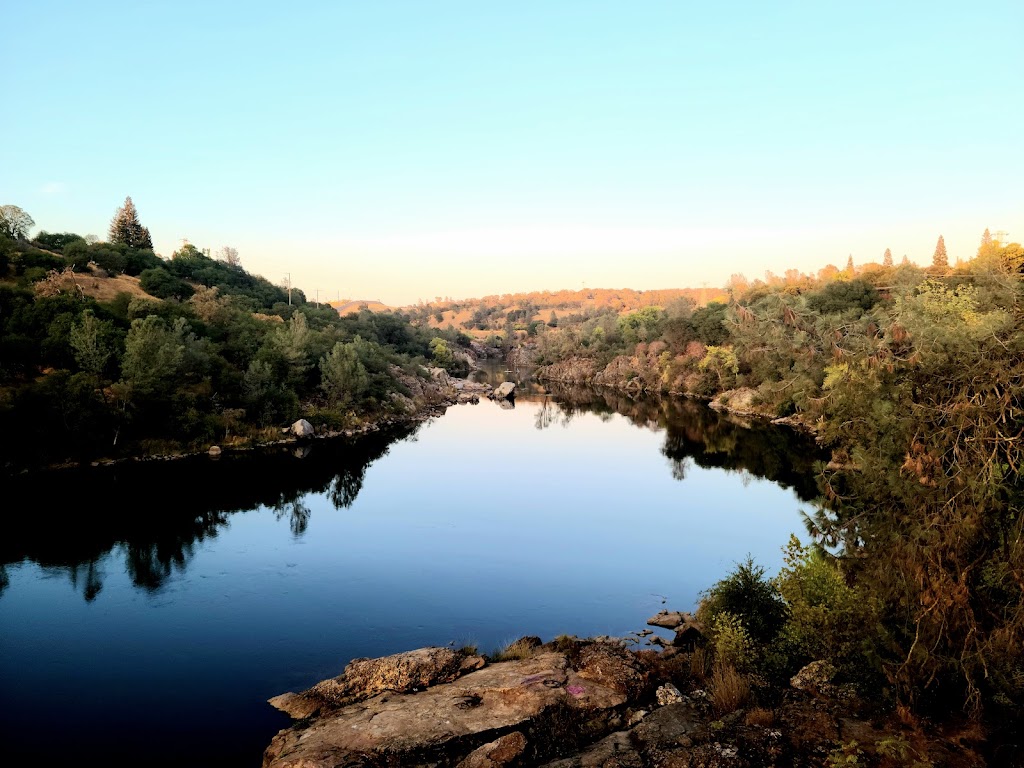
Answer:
490, 636, 541, 662
744, 706, 776, 727
711, 663, 750, 714
690, 646, 713, 682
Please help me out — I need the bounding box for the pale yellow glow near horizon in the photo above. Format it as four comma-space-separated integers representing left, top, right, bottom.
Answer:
236, 222, 1013, 308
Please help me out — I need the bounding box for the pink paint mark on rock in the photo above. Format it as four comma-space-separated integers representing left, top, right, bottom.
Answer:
566, 685, 585, 697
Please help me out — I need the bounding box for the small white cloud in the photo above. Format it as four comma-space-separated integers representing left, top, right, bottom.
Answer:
39, 181, 66, 196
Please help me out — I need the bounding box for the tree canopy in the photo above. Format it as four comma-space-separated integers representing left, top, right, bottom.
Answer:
0, 205, 35, 240
108, 197, 153, 249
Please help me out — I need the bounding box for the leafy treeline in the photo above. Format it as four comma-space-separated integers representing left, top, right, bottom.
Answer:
0, 201, 471, 470
540, 235, 1024, 727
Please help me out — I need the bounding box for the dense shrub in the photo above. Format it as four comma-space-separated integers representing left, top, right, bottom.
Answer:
697, 556, 788, 646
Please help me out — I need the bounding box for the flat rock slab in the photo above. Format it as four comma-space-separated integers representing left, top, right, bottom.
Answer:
264, 652, 626, 768
270, 647, 486, 719
647, 611, 687, 630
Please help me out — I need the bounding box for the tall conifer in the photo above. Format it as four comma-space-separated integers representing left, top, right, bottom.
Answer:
932, 235, 948, 268
883, 248, 893, 267
108, 196, 153, 249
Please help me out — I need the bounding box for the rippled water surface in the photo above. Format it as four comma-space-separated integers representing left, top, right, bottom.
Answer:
0, 381, 820, 767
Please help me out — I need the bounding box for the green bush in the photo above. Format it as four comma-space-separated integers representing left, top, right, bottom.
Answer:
711, 612, 754, 670
773, 536, 882, 686
698, 556, 788, 646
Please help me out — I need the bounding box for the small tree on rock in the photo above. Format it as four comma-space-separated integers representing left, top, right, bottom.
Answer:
108, 196, 153, 249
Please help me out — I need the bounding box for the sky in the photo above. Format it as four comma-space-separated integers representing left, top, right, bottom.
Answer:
4, 1, 1022, 306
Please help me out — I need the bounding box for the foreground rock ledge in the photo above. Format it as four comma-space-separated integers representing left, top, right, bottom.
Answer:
264, 646, 635, 768
264, 637, 987, 768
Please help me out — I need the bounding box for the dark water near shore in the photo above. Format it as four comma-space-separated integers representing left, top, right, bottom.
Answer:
0, 379, 820, 767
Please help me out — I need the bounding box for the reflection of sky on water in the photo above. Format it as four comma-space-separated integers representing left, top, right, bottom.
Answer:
0, 396, 814, 768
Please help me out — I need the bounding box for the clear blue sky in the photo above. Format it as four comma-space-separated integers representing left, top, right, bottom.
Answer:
5, 1, 1021, 305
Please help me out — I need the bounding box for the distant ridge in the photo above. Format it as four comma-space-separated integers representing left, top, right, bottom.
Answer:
329, 299, 391, 315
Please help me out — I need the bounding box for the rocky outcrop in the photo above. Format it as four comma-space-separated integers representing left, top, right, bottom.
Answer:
790, 659, 838, 695
263, 635, 985, 768
490, 381, 516, 400
290, 418, 314, 437
534, 357, 598, 385
263, 648, 629, 768
646, 610, 705, 647
454, 732, 527, 768
646, 610, 687, 629
269, 647, 486, 719
429, 367, 453, 387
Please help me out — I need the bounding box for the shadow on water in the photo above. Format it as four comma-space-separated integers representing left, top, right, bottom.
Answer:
1, 383, 821, 603
0, 424, 418, 600
533, 381, 822, 502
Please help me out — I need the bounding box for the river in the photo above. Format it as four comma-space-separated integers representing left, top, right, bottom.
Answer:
0, 379, 820, 767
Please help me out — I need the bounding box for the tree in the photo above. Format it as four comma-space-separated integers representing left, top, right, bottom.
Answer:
845, 254, 855, 275
883, 248, 893, 267
108, 196, 153, 249
34, 231, 85, 251
932, 235, 949, 268
120, 316, 188, 398
0, 205, 35, 240
320, 341, 369, 407
70, 311, 114, 380
981, 228, 992, 248
218, 246, 240, 267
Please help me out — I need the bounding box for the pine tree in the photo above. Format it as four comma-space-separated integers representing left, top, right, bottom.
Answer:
883, 248, 893, 267
981, 228, 992, 247
845, 254, 855, 274
108, 196, 153, 249
932, 235, 949, 268
901, 254, 910, 266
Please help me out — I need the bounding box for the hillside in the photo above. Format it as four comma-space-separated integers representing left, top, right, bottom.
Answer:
405, 286, 729, 337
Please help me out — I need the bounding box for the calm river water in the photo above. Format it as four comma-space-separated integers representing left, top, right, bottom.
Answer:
0, 380, 820, 767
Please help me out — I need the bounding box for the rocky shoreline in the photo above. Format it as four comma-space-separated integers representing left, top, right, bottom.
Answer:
534, 357, 819, 440
10, 367, 516, 476
262, 611, 982, 768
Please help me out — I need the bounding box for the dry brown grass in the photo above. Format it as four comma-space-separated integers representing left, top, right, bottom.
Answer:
690, 646, 713, 682
710, 663, 750, 714
490, 636, 541, 662
744, 706, 776, 727
59, 267, 152, 302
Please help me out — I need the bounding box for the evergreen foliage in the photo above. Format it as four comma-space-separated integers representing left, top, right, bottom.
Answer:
108, 197, 153, 249
931, 234, 948, 268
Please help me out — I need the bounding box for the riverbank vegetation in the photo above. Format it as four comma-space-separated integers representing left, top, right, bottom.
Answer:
0, 202, 472, 472
527, 235, 1024, 749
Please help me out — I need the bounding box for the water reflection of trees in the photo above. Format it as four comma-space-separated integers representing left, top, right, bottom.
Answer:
537, 383, 821, 500
1, 425, 416, 601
